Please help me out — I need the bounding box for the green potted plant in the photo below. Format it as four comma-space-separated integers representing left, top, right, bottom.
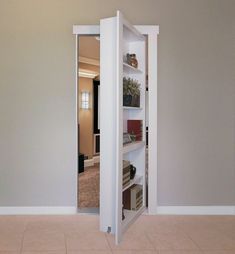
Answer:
123, 77, 140, 107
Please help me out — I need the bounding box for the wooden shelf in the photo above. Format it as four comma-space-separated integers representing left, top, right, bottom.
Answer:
123, 62, 142, 74
122, 206, 146, 233
123, 141, 145, 154
123, 106, 142, 110
123, 175, 142, 192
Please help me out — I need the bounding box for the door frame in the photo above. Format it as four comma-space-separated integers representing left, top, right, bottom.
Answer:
73, 24, 159, 214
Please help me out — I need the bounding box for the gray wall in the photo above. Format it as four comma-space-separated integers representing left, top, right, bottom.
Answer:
0, 0, 234, 206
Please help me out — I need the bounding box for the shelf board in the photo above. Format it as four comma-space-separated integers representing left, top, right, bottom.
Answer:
123, 106, 142, 110
123, 62, 142, 74
122, 206, 146, 233
123, 141, 145, 154
122, 18, 145, 42
123, 175, 143, 192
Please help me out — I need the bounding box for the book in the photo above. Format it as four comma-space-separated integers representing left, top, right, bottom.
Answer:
127, 120, 142, 141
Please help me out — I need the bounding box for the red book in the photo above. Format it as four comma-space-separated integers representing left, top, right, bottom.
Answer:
127, 120, 142, 141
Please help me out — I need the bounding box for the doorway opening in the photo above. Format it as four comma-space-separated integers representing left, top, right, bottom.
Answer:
77, 36, 100, 214
76, 35, 151, 214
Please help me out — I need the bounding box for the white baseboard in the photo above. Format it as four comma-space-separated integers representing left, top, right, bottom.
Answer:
84, 159, 94, 168
1, 205, 234, 216
156, 206, 235, 215
0, 206, 77, 215
84, 156, 100, 168
93, 156, 100, 164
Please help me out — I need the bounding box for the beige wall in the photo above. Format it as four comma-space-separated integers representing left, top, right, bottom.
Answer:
0, 0, 234, 206
78, 77, 93, 159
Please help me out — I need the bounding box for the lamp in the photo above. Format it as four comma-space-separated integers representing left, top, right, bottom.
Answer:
81, 91, 90, 109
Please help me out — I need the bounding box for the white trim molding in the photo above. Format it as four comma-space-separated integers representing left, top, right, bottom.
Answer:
73, 24, 159, 217
79, 56, 100, 66
157, 206, 235, 215
0, 206, 77, 215
84, 156, 100, 168
79, 68, 99, 79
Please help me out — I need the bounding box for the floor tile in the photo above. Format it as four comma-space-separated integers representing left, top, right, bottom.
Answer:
62, 215, 100, 233
106, 232, 155, 250
126, 215, 183, 235
188, 230, 235, 250
66, 232, 110, 251
0, 252, 20, 254
112, 251, 158, 254
22, 230, 65, 251
215, 222, 235, 240
26, 219, 64, 232
0, 233, 22, 251
147, 233, 199, 250
203, 252, 235, 254
22, 252, 66, 254
67, 251, 112, 254
158, 251, 203, 254
0, 216, 28, 234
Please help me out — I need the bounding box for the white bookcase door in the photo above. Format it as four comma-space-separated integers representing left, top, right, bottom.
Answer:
100, 11, 146, 244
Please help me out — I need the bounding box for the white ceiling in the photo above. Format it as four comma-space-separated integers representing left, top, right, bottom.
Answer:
79, 36, 100, 60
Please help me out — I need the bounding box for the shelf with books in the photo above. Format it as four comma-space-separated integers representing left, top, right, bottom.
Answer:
123, 175, 142, 192
123, 141, 145, 154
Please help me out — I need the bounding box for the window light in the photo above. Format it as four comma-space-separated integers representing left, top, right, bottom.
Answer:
81, 91, 90, 109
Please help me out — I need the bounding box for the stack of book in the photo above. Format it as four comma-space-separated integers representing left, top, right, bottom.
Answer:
123, 160, 131, 189
123, 184, 143, 211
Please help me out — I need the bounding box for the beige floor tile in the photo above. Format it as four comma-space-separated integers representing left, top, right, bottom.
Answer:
22, 230, 65, 251
0, 233, 22, 251
26, 215, 100, 234
0, 252, 20, 254
66, 232, 110, 251
158, 251, 203, 254
147, 233, 199, 250
67, 251, 112, 254
22, 252, 66, 254
112, 251, 158, 254
62, 215, 100, 233
203, 252, 235, 254
126, 216, 183, 235
0, 216, 28, 234
176, 217, 219, 234
188, 230, 235, 250
215, 223, 235, 240
106, 232, 155, 250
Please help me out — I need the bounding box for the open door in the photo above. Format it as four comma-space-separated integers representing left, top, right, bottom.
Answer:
100, 11, 147, 244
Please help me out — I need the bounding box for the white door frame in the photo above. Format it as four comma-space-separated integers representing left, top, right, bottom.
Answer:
73, 24, 159, 215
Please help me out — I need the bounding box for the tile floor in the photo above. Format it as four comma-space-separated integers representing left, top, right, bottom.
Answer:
0, 214, 235, 253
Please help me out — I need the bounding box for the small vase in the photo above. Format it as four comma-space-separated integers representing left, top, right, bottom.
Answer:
126, 53, 138, 68
130, 165, 136, 180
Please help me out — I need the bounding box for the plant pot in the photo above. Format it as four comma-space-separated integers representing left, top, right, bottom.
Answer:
131, 95, 140, 107
123, 95, 132, 107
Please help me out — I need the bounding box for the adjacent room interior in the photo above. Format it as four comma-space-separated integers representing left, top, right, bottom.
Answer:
77, 36, 100, 212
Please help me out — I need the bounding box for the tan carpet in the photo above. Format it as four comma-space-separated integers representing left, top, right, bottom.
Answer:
78, 164, 99, 208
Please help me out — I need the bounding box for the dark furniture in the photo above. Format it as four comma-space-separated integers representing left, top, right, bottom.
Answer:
79, 153, 84, 173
